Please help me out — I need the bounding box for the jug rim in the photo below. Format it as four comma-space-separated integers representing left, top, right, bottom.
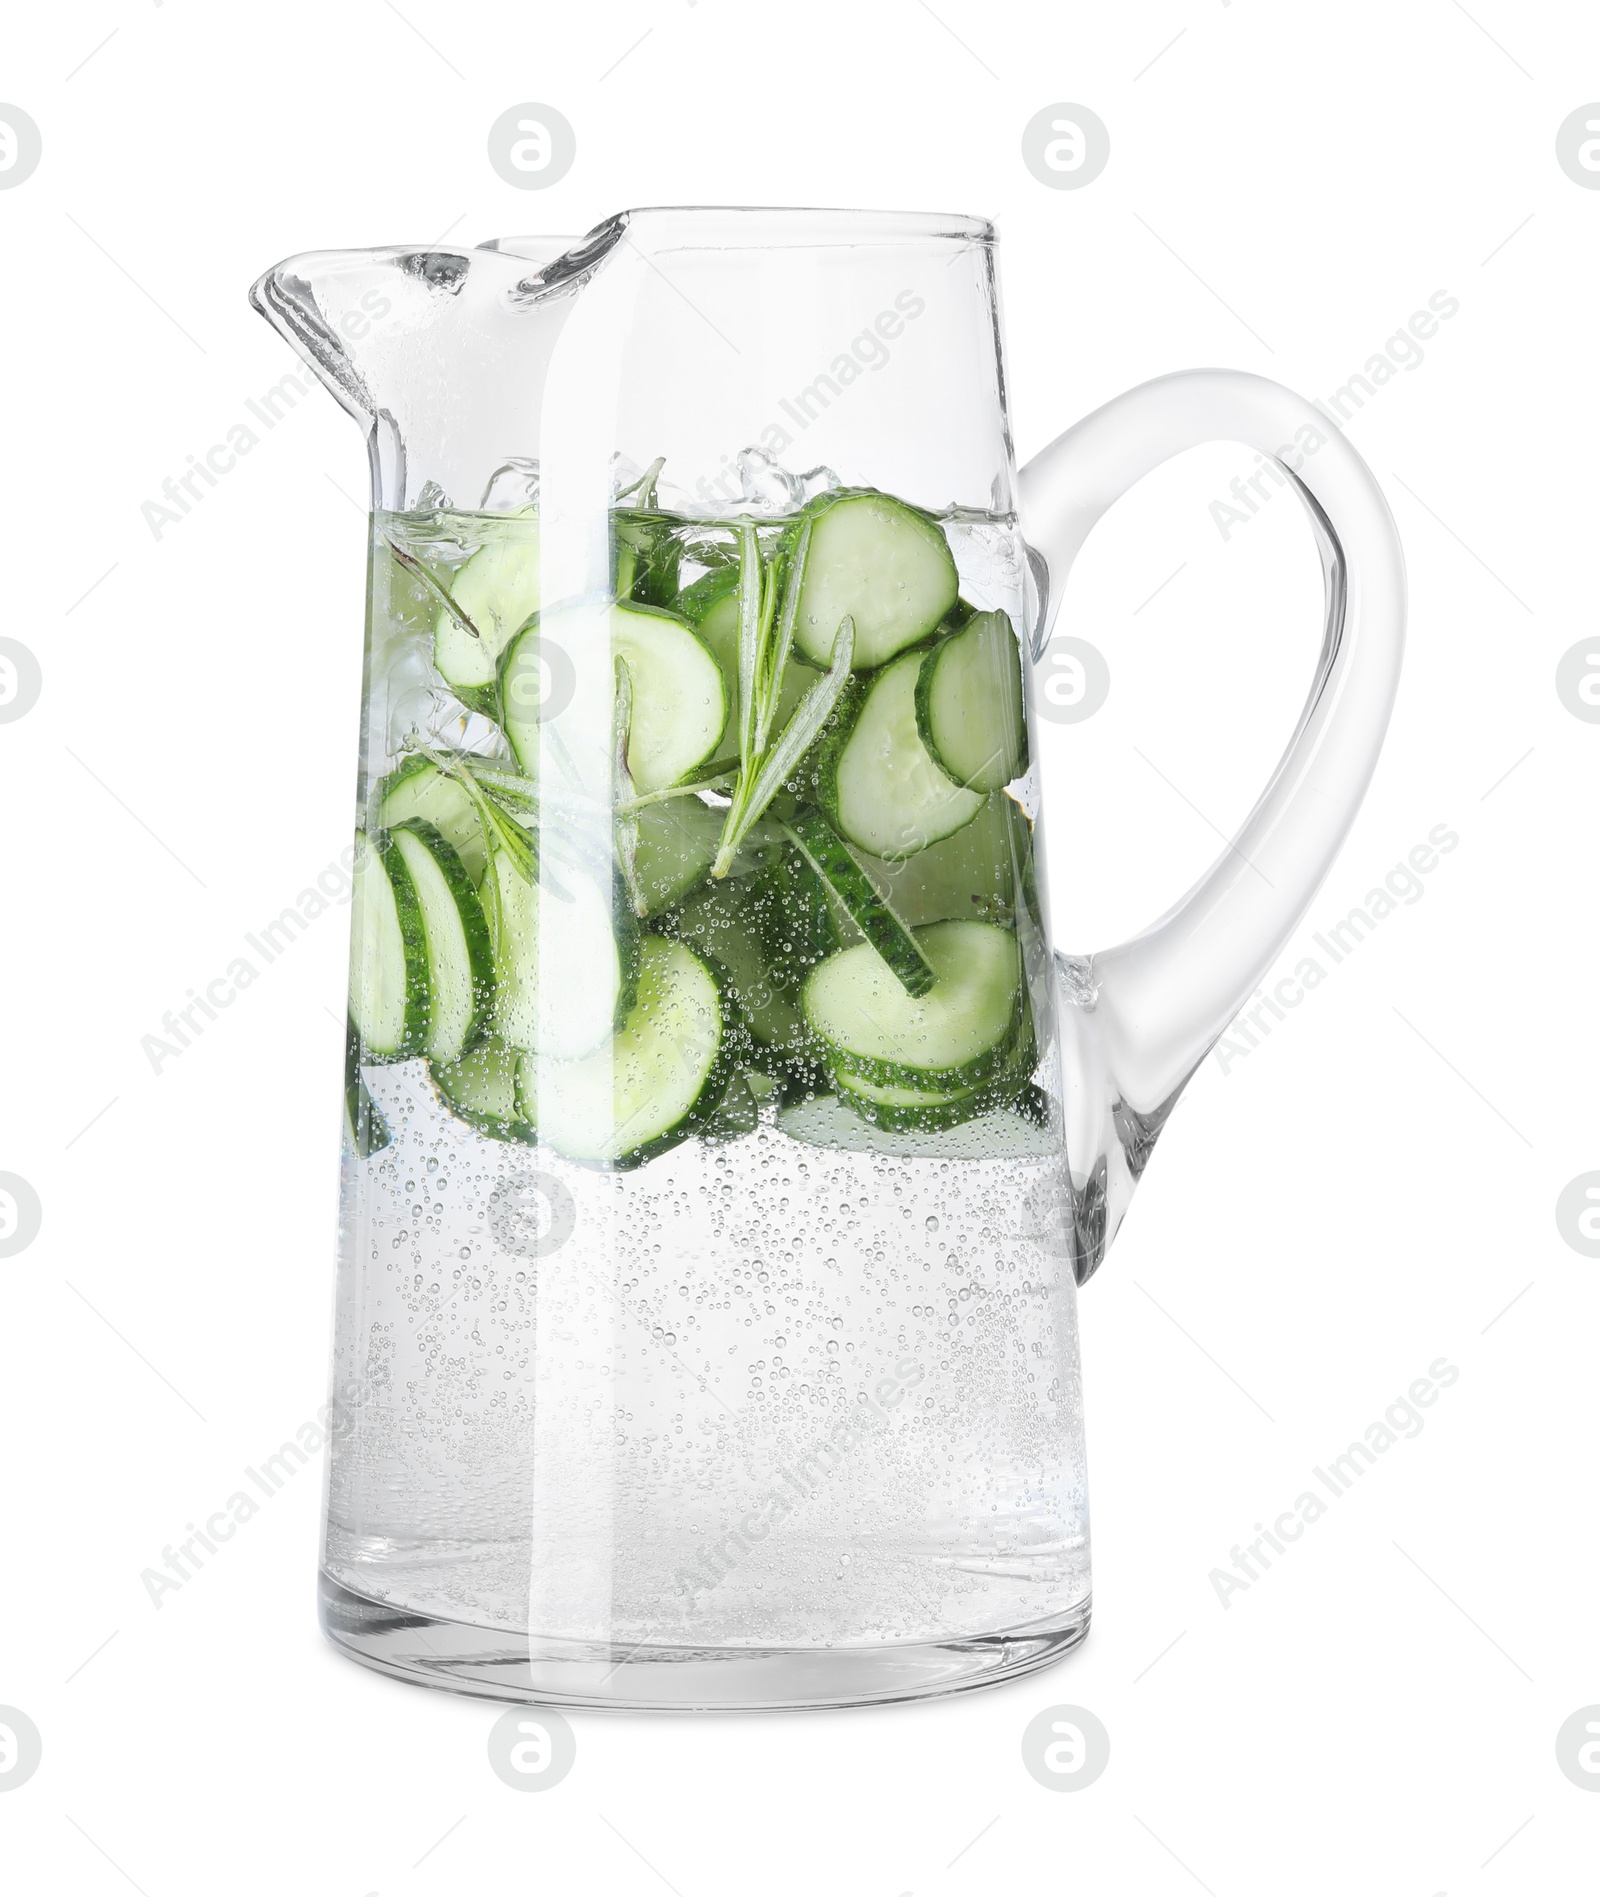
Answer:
265, 207, 997, 271
572, 205, 997, 247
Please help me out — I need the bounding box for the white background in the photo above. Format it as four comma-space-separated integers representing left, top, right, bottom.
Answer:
2, 2, 1598, 1891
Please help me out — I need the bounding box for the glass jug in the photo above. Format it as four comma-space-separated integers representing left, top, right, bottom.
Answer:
251, 207, 1403, 1711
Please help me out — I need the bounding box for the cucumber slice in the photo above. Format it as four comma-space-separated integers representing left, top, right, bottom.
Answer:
431, 1036, 533, 1143
700, 1072, 760, 1143
388, 822, 496, 1066
815, 649, 984, 860
792, 491, 958, 671
915, 609, 1028, 793
348, 830, 429, 1061
517, 936, 729, 1167
835, 1069, 983, 1132
803, 919, 1021, 1090
485, 847, 633, 1063
634, 796, 725, 914
377, 756, 490, 885
500, 601, 726, 796
687, 575, 811, 744
344, 1020, 392, 1156
835, 1014, 1038, 1132
785, 807, 933, 997
614, 508, 682, 606
766, 838, 841, 970
673, 566, 739, 619
670, 872, 814, 1075
435, 515, 540, 707
859, 792, 1033, 928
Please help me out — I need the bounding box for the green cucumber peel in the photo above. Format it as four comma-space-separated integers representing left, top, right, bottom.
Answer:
388, 818, 499, 1063
783, 808, 934, 998
344, 1019, 392, 1156
673, 564, 740, 624
359, 828, 432, 1061
913, 608, 1029, 795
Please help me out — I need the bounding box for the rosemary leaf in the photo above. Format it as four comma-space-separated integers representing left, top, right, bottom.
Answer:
734, 523, 764, 772
618, 763, 739, 814
384, 537, 487, 649
712, 614, 854, 876
614, 455, 667, 505
753, 515, 811, 761
436, 749, 538, 884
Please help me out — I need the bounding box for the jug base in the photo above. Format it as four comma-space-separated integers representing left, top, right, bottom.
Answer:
318, 1569, 1091, 1712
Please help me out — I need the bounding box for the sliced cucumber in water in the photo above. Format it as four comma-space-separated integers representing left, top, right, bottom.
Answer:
858, 791, 1033, 928
673, 565, 740, 625
700, 1071, 760, 1142
815, 649, 984, 860
803, 919, 1021, 1090
633, 796, 726, 915
765, 836, 841, 973
377, 475, 1045, 1174
785, 806, 933, 997
516, 936, 729, 1168
435, 514, 540, 708
669, 869, 818, 1079
792, 491, 958, 671
915, 609, 1028, 793
378, 755, 490, 885
682, 569, 811, 744
614, 507, 682, 605
500, 601, 726, 796
344, 1020, 392, 1156
835, 1069, 984, 1132
431, 1036, 532, 1143
348, 830, 430, 1061
835, 1014, 1038, 1132
484, 846, 634, 1063
388, 821, 496, 1066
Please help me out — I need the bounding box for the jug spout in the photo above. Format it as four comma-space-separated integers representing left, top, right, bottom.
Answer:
247, 223, 626, 512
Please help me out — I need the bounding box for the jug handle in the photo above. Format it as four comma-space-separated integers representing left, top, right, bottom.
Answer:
1017, 369, 1405, 1282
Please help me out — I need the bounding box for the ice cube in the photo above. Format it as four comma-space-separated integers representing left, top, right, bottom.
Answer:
735, 446, 801, 512
945, 513, 1026, 613
384, 645, 503, 756
794, 462, 841, 503
388, 680, 502, 759
480, 458, 540, 510
414, 479, 452, 515
650, 473, 696, 514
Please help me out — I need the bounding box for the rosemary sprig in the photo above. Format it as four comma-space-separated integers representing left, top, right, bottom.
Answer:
416, 745, 539, 886
753, 516, 810, 761
616, 758, 739, 814
384, 536, 485, 649
711, 607, 854, 878
734, 523, 776, 772
711, 520, 857, 877
613, 455, 666, 508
